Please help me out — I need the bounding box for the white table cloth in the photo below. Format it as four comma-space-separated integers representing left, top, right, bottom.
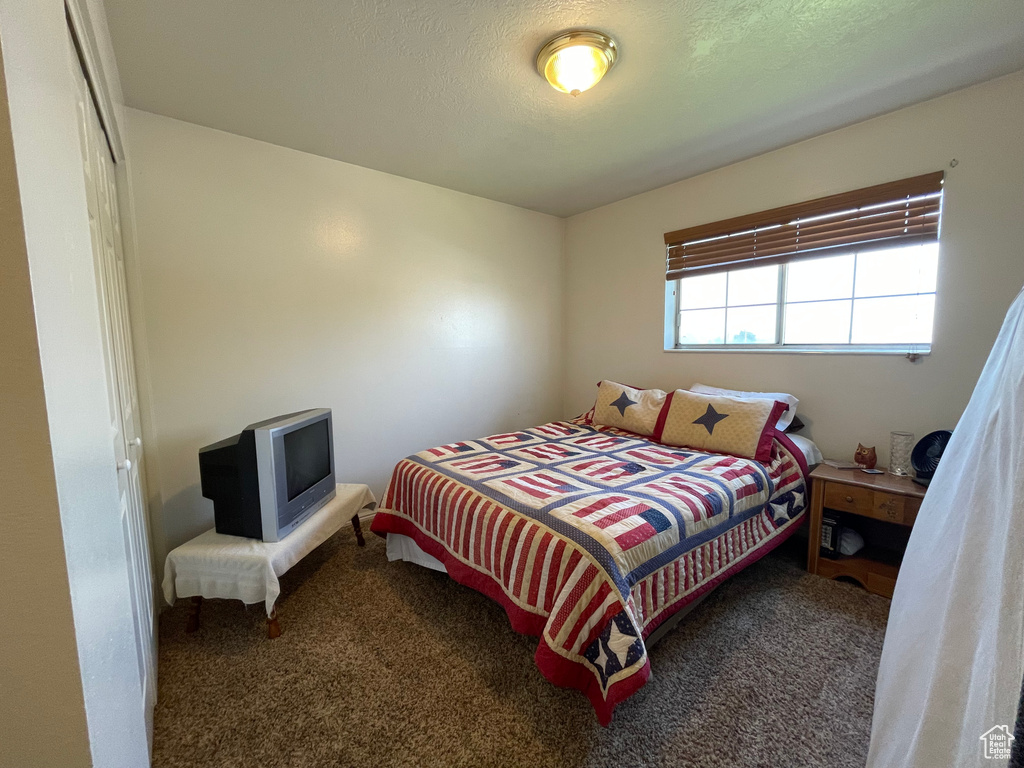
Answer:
162, 483, 376, 616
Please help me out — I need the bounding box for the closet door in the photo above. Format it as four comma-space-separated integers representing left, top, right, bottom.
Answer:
71, 36, 157, 729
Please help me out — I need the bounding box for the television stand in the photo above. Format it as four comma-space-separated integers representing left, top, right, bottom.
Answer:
163, 483, 376, 638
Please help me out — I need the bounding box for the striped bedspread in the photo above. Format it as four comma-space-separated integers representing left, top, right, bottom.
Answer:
370, 418, 808, 724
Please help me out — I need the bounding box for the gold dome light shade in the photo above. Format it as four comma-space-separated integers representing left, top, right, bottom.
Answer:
537, 30, 618, 96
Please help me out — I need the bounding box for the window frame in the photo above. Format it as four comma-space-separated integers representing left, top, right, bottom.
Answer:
665, 246, 937, 355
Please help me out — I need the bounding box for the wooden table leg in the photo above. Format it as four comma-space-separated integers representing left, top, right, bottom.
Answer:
351, 514, 366, 547
185, 596, 203, 634
267, 606, 281, 639
807, 478, 825, 575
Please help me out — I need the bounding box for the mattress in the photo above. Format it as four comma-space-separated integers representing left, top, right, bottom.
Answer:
371, 419, 809, 724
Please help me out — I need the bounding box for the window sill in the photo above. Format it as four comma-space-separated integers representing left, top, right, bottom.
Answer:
664, 344, 931, 356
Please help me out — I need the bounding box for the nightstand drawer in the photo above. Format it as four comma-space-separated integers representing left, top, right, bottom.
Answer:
823, 482, 913, 525
824, 483, 873, 514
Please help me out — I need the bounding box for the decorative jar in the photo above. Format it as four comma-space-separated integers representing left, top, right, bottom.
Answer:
889, 431, 915, 476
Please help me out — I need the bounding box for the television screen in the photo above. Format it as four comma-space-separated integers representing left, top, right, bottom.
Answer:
283, 419, 331, 501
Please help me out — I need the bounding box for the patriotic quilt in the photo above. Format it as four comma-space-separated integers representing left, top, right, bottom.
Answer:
370, 418, 809, 725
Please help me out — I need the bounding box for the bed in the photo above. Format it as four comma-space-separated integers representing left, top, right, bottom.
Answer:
370, 414, 811, 724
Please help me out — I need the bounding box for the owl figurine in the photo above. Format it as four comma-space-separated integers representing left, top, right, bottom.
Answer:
854, 444, 878, 469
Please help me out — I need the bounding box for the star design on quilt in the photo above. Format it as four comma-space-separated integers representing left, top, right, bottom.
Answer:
692, 403, 729, 435
767, 490, 806, 527
594, 640, 609, 673
582, 610, 645, 690
770, 500, 791, 523
606, 621, 636, 667
610, 392, 638, 417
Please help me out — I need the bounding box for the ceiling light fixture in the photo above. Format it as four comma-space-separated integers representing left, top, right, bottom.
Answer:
536, 30, 618, 97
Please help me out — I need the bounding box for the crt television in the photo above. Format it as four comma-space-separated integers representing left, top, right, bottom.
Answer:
198, 408, 336, 542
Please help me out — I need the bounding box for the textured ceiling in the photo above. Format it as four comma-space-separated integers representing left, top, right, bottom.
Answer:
104, 0, 1024, 217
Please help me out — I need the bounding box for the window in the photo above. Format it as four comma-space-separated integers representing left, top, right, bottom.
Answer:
673, 243, 938, 349
664, 173, 943, 353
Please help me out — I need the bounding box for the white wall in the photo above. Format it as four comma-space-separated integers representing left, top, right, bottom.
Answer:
125, 109, 565, 569
0, 2, 150, 767
563, 71, 1024, 467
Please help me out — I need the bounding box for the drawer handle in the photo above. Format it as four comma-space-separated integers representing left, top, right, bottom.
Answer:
845, 495, 854, 503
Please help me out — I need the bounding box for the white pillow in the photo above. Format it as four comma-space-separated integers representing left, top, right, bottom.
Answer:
690, 382, 798, 431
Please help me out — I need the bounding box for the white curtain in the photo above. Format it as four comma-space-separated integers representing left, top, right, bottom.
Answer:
868, 287, 1024, 767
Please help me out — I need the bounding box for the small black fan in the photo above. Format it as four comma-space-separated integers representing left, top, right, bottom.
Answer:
911, 430, 952, 487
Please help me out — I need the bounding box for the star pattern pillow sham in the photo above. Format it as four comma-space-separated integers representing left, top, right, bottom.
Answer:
592, 380, 667, 436
658, 389, 788, 462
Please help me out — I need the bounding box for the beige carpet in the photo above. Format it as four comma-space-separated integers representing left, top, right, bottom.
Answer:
153, 529, 889, 768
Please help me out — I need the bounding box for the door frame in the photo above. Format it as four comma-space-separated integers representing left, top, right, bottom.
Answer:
66, 0, 164, 748
64, 0, 164, 595
65, 1, 122, 162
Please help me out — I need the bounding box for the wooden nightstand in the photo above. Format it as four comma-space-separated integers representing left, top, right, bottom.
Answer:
806, 464, 925, 598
